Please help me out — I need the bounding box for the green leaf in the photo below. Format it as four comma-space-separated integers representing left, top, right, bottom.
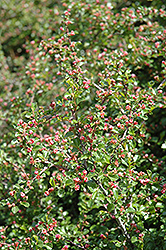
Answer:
66, 179, 73, 186
20, 201, 30, 207
32, 235, 38, 243
131, 236, 137, 243
121, 159, 128, 166
90, 225, 97, 231
37, 240, 44, 247
76, 96, 87, 105
73, 137, 80, 147
87, 199, 94, 208
18, 179, 26, 185
126, 207, 135, 213
151, 137, 158, 143
87, 180, 96, 188
156, 202, 163, 208
80, 202, 87, 210
115, 241, 122, 247
50, 177, 56, 187
113, 189, 118, 199
58, 189, 65, 198
160, 131, 166, 140
149, 206, 155, 213
45, 245, 53, 250
92, 189, 98, 200
65, 131, 74, 137
11, 206, 19, 214
104, 155, 110, 164
107, 203, 115, 212
107, 175, 119, 181
161, 141, 166, 149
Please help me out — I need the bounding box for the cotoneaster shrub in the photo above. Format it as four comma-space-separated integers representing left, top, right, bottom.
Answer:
0, 0, 166, 249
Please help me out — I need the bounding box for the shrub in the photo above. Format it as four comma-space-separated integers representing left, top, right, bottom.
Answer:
0, 0, 166, 249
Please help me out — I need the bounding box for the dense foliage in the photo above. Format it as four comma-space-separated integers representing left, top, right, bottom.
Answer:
0, 0, 166, 249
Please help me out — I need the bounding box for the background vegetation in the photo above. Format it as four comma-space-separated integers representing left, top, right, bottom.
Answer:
0, 0, 166, 249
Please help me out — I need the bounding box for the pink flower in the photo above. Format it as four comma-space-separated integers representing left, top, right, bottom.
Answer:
44, 191, 49, 196
55, 234, 61, 239
62, 245, 69, 250
42, 229, 47, 234
9, 191, 15, 196
73, 177, 80, 183
84, 177, 88, 182
83, 170, 87, 175
21, 192, 25, 198
75, 184, 80, 191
